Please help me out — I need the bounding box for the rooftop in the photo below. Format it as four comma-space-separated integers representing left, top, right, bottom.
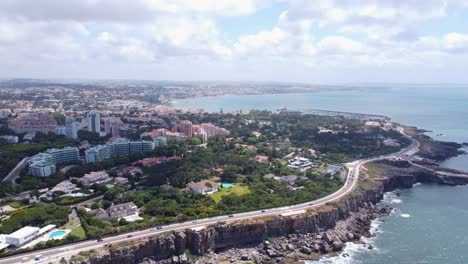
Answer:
7, 226, 40, 239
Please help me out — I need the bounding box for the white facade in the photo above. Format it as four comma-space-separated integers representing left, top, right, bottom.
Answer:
5, 226, 40, 247
28, 153, 56, 177
78, 171, 112, 187
85, 145, 111, 163
29, 160, 56, 177
45, 147, 79, 164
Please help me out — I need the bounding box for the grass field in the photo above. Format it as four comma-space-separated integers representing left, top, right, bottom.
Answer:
62, 216, 87, 239
209, 184, 251, 203
70, 226, 86, 239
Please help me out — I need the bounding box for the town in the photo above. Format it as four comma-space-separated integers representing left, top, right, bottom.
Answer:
0, 84, 410, 259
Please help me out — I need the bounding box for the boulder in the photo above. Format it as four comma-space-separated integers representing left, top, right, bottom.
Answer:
300, 246, 313, 255
286, 244, 295, 251
332, 241, 344, 251
266, 249, 278, 258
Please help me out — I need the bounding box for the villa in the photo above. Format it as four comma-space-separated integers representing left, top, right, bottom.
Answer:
91, 202, 139, 220
78, 171, 112, 187
186, 180, 218, 194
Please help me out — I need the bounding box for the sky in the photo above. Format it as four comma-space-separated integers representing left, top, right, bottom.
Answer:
1, 0, 468, 83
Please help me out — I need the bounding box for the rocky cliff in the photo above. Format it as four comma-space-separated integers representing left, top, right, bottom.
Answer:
70, 160, 468, 264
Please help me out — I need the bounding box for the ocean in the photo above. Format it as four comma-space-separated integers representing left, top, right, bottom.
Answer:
174, 85, 468, 263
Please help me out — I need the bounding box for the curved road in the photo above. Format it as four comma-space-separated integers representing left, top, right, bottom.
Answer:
0, 129, 420, 264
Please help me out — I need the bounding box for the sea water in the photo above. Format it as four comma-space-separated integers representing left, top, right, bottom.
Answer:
174, 85, 468, 263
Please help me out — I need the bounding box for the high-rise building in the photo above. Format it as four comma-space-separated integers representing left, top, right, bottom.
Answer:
200, 123, 230, 137
65, 117, 79, 140
178, 120, 193, 137
29, 160, 56, 177
28, 147, 79, 177
85, 139, 157, 163
45, 147, 80, 164
87, 111, 101, 133
85, 145, 111, 163
28, 153, 56, 177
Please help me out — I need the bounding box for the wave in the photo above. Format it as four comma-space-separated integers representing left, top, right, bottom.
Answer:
412, 182, 422, 187
307, 217, 382, 264
390, 198, 402, 204
400, 213, 411, 218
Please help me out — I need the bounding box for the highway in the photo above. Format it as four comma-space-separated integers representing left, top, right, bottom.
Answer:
0, 130, 420, 264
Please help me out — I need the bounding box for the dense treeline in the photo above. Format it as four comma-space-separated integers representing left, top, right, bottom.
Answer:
0, 204, 71, 234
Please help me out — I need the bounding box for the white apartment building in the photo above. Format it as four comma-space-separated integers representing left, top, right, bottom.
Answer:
45, 147, 79, 164
85, 145, 111, 163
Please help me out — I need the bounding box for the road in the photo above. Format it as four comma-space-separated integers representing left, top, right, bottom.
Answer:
0, 131, 420, 264
2, 157, 31, 184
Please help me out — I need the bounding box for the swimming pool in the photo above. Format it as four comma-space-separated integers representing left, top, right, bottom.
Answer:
221, 183, 234, 188
49, 230, 66, 239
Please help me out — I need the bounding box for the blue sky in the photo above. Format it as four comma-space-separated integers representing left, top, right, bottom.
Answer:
1, 0, 468, 83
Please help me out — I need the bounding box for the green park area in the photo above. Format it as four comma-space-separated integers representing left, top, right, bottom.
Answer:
209, 184, 251, 203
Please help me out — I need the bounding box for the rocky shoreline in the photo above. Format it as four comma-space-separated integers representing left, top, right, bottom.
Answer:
189, 206, 393, 264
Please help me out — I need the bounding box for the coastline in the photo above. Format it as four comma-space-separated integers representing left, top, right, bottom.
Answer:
65, 132, 468, 264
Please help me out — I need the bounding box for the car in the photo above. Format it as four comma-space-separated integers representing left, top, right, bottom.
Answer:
228, 214, 234, 218
261, 210, 266, 213
157, 226, 163, 230
21, 257, 29, 263
97, 238, 103, 242
127, 234, 133, 238
193, 221, 197, 223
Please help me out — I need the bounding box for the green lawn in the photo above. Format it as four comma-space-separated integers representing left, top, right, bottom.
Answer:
62, 216, 87, 240
209, 184, 251, 203
70, 226, 86, 239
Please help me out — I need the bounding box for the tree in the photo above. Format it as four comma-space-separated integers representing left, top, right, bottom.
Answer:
119, 218, 128, 226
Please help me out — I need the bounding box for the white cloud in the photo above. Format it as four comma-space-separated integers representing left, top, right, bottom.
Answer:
317, 36, 365, 55
443, 32, 468, 53
0, 0, 468, 82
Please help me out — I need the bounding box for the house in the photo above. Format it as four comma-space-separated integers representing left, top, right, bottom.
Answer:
253, 155, 269, 163
78, 171, 112, 187
186, 180, 218, 194
90, 208, 109, 220
107, 202, 138, 219
114, 177, 129, 185
321, 165, 342, 175
118, 166, 142, 177
212, 168, 224, 175
263, 173, 280, 180
49, 180, 77, 194
280, 174, 308, 185
287, 157, 315, 171
245, 145, 258, 152
90, 202, 139, 220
